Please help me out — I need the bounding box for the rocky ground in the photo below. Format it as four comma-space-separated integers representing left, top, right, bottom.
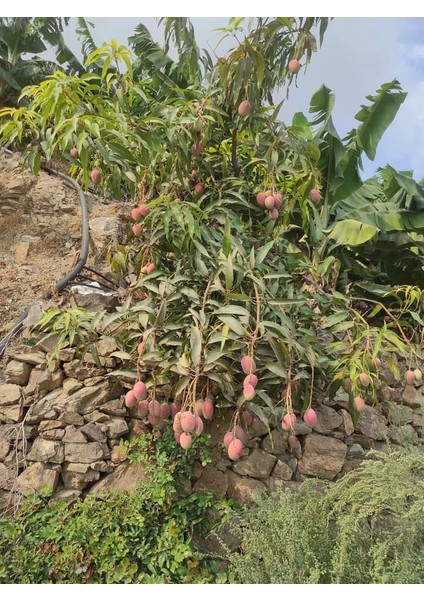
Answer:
0, 150, 128, 340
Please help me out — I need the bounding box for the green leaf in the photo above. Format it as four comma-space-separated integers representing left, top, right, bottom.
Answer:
190, 326, 202, 367
218, 315, 245, 336
328, 220, 379, 246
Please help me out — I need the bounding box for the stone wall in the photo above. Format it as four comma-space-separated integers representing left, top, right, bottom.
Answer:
1, 339, 423, 510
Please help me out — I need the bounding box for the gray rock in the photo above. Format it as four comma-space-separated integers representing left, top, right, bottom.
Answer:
276, 452, 298, 472
27, 438, 64, 464
412, 413, 424, 429
66, 382, 122, 415
97, 338, 118, 357
261, 430, 288, 455
272, 459, 293, 480
232, 449, 276, 479
90, 461, 113, 473
50, 489, 82, 504
25, 368, 64, 394
40, 429, 65, 441
4, 360, 32, 386
57, 348, 76, 362
0, 383, 21, 407
80, 423, 107, 442
355, 405, 389, 440
267, 478, 303, 494
64, 442, 110, 463
25, 389, 67, 424
298, 433, 347, 480
110, 445, 128, 463
15, 462, 59, 497
339, 409, 355, 436
314, 405, 343, 434
192, 466, 228, 499
226, 471, 267, 505
347, 443, 365, 458
62, 412, 84, 426
401, 385, 423, 409
100, 399, 126, 417
89, 461, 147, 494
387, 403, 414, 426
8, 351, 46, 366
99, 418, 129, 439
0, 402, 23, 424
63, 360, 105, 381
293, 420, 312, 435
62, 465, 100, 490
0, 436, 10, 461
63, 427, 87, 443
38, 419, 66, 432
63, 378, 83, 395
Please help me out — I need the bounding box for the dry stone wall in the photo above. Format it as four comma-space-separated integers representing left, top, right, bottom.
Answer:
1, 339, 423, 510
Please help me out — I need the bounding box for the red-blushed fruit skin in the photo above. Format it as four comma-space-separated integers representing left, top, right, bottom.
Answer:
269, 208, 279, 220
414, 368, 422, 382
282, 413, 297, 431
309, 188, 321, 204
288, 59, 301, 74
238, 100, 252, 117
288, 434, 300, 450
202, 400, 214, 420
191, 142, 204, 157
243, 383, 255, 401
172, 413, 183, 435
223, 432, 235, 448
264, 195, 275, 209
304, 407, 318, 429
372, 357, 382, 368
194, 182, 204, 196
194, 415, 204, 436
274, 193, 283, 207
359, 373, 370, 388
241, 355, 256, 375
354, 396, 365, 411
138, 399, 149, 418
405, 370, 416, 385
138, 204, 150, 216
124, 390, 136, 409
131, 208, 142, 221
194, 400, 204, 416
243, 374, 258, 389
180, 411, 196, 433
174, 431, 182, 443
170, 403, 181, 418
145, 263, 155, 274
227, 438, 244, 461
90, 169, 101, 184
256, 192, 267, 206
159, 403, 171, 420
132, 223, 142, 236
180, 432, 193, 450
133, 381, 147, 401
148, 399, 161, 418
148, 414, 161, 426
70, 147, 78, 158
137, 342, 144, 354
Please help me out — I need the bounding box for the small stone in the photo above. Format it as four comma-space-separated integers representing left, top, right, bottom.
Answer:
355, 405, 388, 440
62, 412, 84, 426
272, 459, 293, 480
232, 449, 276, 479
15, 462, 59, 497
347, 443, 365, 458
0, 438, 10, 461
25, 368, 64, 394
58, 348, 76, 362
64, 442, 110, 463
226, 471, 266, 505
63, 379, 83, 395
412, 413, 424, 428
63, 360, 105, 381
83, 377, 105, 387
100, 399, 126, 417
89, 461, 147, 494
298, 433, 347, 480
110, 446, 128, 463
99, 418, 129, 439
193, 466, 228, 499
62, 466, 100, 490
90, 461, 114, 473
27, 438, 64, 464
50, 489, 82, 504
40, 429, 65, 441
339, 409, 355, 436
8, 351, 46, 366
38, 419, 66, 432
401, 385, 423, 409
0, 383, 22, 407
4, 360, 32, 386
14, 242, 30, 263
293, 420, 312, 435
314, 405, 343, 434
63, 427, 87, 443
261, 430, 288, 455
97, 338, 118, 357
80, 423, 107, 442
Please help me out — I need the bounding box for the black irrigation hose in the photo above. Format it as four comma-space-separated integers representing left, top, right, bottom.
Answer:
0, 148, 90, 357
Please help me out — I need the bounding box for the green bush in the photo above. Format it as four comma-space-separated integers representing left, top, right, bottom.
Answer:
0, 431, 227, 584
228, 451, 424, 584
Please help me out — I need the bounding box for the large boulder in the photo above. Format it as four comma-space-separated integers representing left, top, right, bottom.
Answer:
88, 461, 147, 494
298, 433, 347, 480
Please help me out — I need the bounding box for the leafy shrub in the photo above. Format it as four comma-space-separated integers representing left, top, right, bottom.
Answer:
228, 451, 424, 584
0, 431, 226, 584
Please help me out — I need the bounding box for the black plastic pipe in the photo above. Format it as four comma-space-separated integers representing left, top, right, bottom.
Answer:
0, 148, 90, 357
